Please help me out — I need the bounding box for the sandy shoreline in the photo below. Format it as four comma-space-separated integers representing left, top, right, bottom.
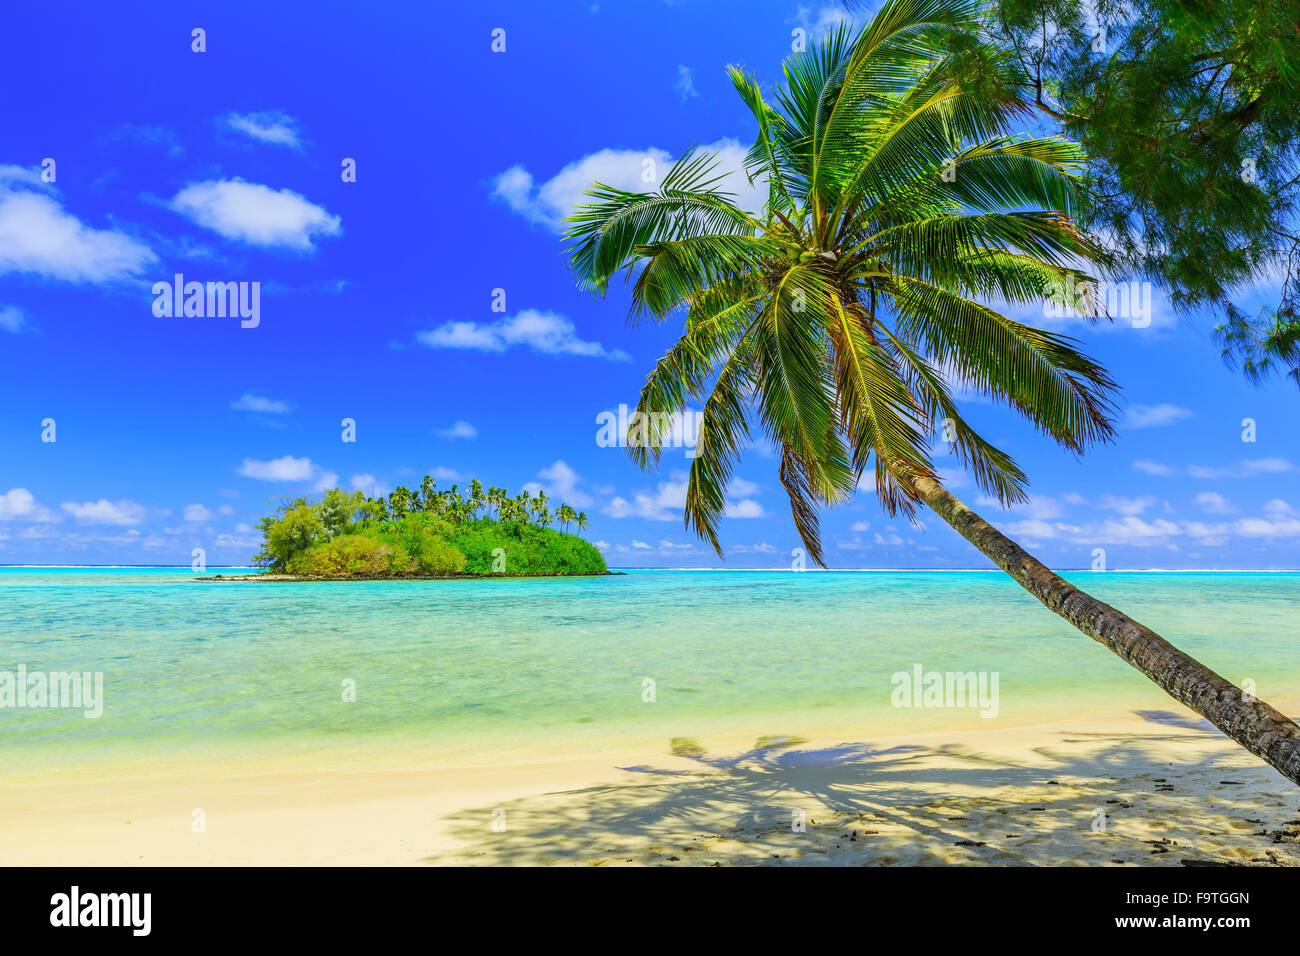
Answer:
2, 710, 1298, 866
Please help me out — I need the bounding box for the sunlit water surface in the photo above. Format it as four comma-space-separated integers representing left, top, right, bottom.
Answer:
2, 568, 1297, 772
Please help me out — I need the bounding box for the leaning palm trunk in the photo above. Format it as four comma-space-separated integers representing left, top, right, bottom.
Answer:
915, 476, 1300, 785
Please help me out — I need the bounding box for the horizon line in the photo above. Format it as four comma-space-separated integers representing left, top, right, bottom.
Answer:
2, 565, 1298, 574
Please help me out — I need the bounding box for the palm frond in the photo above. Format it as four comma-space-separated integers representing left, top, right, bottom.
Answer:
565, 147, 759, 293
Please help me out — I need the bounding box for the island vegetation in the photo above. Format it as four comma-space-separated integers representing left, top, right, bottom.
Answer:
252, 477, 606, 578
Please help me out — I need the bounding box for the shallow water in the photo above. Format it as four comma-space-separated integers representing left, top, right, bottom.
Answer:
2, 568, 1298, 772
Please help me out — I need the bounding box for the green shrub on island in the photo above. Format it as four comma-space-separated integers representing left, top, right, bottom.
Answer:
285, 533, 412, 576
254, 479, 606, 578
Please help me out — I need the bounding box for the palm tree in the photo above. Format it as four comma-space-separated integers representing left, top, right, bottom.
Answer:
576, 511, 589, 534
468, 479, 486, 521
565, 0, 1300, 784
557, 503, 576, 533
387, 486, 413, 519
531, 490, 550, 526
373, 497, 392, 523
533, 492, 553, 529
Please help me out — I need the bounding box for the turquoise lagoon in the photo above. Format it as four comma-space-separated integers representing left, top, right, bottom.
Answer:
2, 568, 1298, 772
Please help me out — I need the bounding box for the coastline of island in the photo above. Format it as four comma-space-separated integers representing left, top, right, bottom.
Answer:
198, 570, 621, 582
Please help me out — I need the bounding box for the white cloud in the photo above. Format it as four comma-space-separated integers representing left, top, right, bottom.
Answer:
1264, 499, 1296, 518
1183, 521, 1230, 545
657, 538, 698, 552
1001, 518, 1067, 541
0, 488, 54, 522
436, 420, 478, 440
61, 499, 147, 525
998, 502, 1300, 548
675, 65, 698, 101
1234, 516, 1300, 537
1098, 494, 1157, 516
1195, 491, 1236, 514
1132, 458, 1293, 480
605, 472, 688, 520
310, 470, 339, 493
0, 179, 156, 281
523, 460, 593, 507
0, 303, 26, 333
168, 179, 341, 251
230, 391, 291, 414
238, 455, 317, 481
1121, 403, 1192, 429
791, 3, 853, 33
611, 537, 705, 556
214, 524, 261, 549
1187, 458, 1293, 480
417, 309, 627, 361
490, 138, 765, 232
725, 499, 765, 518
976, 494, 1064, 519
0, 164, 46, 187
1076, 516, 1183, 545
182, 504, 211, 522
933, 467, 970, 488
350, 474, 389, 498
729, 477, 761, 497
850, 520, 871, 531
223, 110, 301, 149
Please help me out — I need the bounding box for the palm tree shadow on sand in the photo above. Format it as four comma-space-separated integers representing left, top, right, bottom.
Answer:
422, 712, 1300, 866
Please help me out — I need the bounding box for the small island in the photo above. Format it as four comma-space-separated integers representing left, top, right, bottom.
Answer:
213, 477, 608, 580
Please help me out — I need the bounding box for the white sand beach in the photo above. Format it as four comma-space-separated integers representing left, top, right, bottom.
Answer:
3, 710, 1297, 867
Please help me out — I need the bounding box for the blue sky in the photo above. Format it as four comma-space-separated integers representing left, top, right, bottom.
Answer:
1, 0, 1297, 569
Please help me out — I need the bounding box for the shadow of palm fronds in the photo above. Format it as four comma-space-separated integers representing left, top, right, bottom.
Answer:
423, 716, 1300, 867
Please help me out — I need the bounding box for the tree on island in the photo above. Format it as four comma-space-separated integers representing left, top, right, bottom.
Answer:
556, 504, 578, 533
254, 477, 598, 576
566, 0, 1300, 783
